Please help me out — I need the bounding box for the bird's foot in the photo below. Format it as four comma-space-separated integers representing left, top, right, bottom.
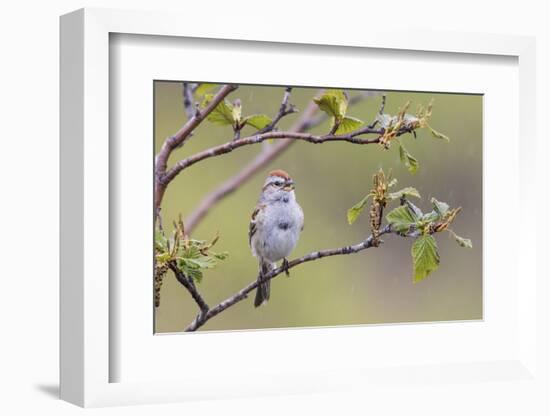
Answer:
283, 258, 290, 277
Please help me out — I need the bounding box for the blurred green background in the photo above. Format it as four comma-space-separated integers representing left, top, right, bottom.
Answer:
154, 81, 482, 333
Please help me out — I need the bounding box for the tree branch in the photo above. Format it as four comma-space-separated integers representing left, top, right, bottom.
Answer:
162, 129, 382, 185
154, 84, 238, 214
184, 225, 393, 332
184, 99, 320, 233
168, 262, 209, 314
257, 87, 298, 133
184, 92, 380, 233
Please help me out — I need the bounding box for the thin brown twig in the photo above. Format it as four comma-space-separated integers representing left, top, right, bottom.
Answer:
257, 87, 298, 134
161, 129, 382, 185
184, 225, 392, 331
154, 84, 238, 214
168, 263, 209, 314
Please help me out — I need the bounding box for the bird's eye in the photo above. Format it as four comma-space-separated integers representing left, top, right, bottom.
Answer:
274, 181, 283, 187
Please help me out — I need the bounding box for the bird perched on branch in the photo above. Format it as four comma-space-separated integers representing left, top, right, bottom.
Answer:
249, 170, 304, 307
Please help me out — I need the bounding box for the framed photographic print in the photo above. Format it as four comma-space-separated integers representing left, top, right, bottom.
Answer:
152, 81, 482, 334
60, 8, 540, 408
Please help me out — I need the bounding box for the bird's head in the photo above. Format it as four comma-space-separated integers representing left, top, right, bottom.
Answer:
261, 169, 296, 201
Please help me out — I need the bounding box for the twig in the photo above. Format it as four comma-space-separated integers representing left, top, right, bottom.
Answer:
185, 100, 320, 233
161, 129, 382, 185
182, 82, 196, 120
184, 93, 378, 233
156, 206, 165, 236
367, 94, 386, 129
168, 263, 209, 314
257, 87, 298, 134
184, 225, 392, 331
154, 84, 238, 213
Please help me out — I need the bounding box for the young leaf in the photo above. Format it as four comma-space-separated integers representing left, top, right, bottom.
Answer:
181, 262, 204, 283
194, 83, 217, 98
405, 200, 424, 219
213, 252, 229, 260
232, 99, 242, 124
388, 186, 421, 201
313, 90, 348, 120
335, 116, 364, 135
420, 210, 440, 224
201, 94, 235, 126
412, 234, 440, 282
399, 143, 419, 174
386, 205, 420, 233
347, 194, 371, 225
448, 230, 473, 248
243, 114, 273, 130
428, 125, 450, 141
186, 256, 217, 270
155, 230, 168, 251
431, 197, 450, 218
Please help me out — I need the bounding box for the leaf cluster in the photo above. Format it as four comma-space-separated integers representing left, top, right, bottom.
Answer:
155, 215, 228, 285
199, 90, 273, 133
376, 100, 450, 174
347, 169, 420, 226
313, 90, 364, 134
385, 198, 472, 282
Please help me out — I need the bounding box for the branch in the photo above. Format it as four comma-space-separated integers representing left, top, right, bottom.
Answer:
257, 87, 298, 133
181, 82, 196, 120
184, 92, 379, 233
168, 262, 209, 314
154, 84, 238, 213
185, 99, 320, 233
184, 225, 392, 332
162, 129, 382, 185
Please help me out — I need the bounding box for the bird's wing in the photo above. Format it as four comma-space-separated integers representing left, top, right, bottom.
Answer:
299, 203, 305, 231
248, 204, 265, 246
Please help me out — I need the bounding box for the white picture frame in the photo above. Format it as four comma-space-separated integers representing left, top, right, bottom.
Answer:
60, 8, 540, 408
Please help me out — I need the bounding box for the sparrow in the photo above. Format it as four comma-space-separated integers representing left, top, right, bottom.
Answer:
249, 170, 304, 307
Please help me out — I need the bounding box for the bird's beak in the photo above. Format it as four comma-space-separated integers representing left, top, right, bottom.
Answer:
283, 180, 295, 191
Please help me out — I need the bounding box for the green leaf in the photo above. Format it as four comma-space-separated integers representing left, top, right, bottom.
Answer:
420, 211, 440, 223
201, 94, 235, 126
431, 197, 450, 218
194, 83, 217, 97
186, 256, 217, 269
313, 90, 348, 120
399, 143, 419, 174
176, 257, 204, 283
213, 251, 229, 260
428, 124, 450, 141
448, 230, 473, 248
335, 116, 364, 135
412, 234, 440, 282
347, 194, 371, 225
388, 186, 421, 201
155, 230, 168, 251
243, 114, 273, 130
386, 205, 420, 233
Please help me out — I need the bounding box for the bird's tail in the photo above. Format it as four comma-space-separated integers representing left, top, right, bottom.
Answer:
254, 260, 274, 307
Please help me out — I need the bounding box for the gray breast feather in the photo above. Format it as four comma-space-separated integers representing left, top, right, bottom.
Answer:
254, 199, 302, 263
